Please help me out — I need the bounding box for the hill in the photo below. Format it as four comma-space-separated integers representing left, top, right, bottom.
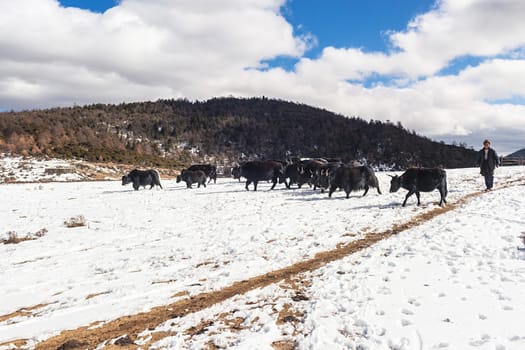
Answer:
0, 97, 477, 169
506, 148, 525, 158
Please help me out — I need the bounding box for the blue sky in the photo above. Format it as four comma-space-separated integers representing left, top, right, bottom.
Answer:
2, 0, 525, 154
284, 1, 436, 53
263, 0, 438, 72
59, 0, 118, 13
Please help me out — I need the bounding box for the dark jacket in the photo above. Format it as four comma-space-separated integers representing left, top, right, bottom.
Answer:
477, 148, 499, 175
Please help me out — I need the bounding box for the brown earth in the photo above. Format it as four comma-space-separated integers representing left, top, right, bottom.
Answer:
0, 303, 56, 323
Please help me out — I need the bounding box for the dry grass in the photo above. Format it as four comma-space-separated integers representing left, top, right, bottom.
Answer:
0, 303, 56, 323
85, 291, 111, 300
64, 215, 87, 228
271, 340, 297, 350
0, 339, 28, 349
35, 228, 48, 237
1, 231, 30, 244
1, 228, 46, 244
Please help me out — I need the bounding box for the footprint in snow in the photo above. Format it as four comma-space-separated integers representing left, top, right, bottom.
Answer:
469, 334, 490, 346
509, 335, 524, 342
407, 299, 421, 307
401, 319, 411, 326
435, 342, 449, 348
401, 308, 413, 315
377, 287, 391, 295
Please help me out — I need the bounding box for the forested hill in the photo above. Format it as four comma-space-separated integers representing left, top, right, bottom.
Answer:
0, 97, 477, 169
506, 148, 525, 158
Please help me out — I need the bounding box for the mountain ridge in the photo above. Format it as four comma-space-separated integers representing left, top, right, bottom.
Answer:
505, 148, 525, 158
0, 97, 477, 169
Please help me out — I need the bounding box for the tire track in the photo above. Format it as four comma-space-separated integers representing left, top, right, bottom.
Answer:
19, 179, 525, 349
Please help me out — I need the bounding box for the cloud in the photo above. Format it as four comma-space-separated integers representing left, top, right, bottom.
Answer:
0, 0, 306, 107
390, 0, 525, 75
0, 0, 524, 153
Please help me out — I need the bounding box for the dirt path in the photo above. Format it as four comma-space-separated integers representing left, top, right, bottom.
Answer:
9, 180, 524, 349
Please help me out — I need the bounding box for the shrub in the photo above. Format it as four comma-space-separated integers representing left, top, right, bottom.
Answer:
35, 228, 48, 237
64, 215, 87, 228
1, 230, 44, 244
3, 231, 22, 244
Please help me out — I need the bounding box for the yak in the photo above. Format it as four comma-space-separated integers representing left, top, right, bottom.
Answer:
176, 169, 207, 189
122, 169, 162, 190
284, 163, 301, 189
231, 165, 242, 182
313, 162, 342, 192
389, 167, 447, 206
297, 159, 326, 189
240, 160, 285, 191
186, 164, 217, 184
328, 165, 381, 199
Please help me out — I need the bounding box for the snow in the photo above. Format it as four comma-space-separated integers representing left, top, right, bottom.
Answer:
1, 160, 524, 349
0, 156, 83, 183
300, 187, 525, 349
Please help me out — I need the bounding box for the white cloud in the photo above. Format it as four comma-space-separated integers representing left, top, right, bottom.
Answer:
390, 0, 525, 75
0, 0, 306, 107
0, 0, 524, 152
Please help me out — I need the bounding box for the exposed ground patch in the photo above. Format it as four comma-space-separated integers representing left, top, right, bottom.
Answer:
0, 302, 57, 324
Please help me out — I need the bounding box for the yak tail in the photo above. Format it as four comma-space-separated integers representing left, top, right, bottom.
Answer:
210, 166, 217, 181
361, 166, 381, 194
153, 170, 163, 189
368, 167, 380, 187
361, 166, 378, 188
442, 171, 448, 196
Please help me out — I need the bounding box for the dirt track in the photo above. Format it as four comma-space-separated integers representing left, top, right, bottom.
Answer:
6, 179, 525, 349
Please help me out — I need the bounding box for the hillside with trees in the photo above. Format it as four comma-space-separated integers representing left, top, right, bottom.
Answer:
0, 97, 477, 169
506, 148, 525, 158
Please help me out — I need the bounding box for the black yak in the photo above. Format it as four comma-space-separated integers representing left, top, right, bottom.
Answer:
176, 170, 207, 189
186, 164, 217, 184
328, 165, 381, 198
122, 169, 162, 190
389, 167, 447, 206
240, 161, 285, 191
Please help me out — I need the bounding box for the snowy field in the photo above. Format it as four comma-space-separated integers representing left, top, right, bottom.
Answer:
1, 165, 524, 349
0, 156, 84, 183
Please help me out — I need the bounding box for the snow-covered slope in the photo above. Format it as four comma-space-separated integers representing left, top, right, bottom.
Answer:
1, 165, 524, 349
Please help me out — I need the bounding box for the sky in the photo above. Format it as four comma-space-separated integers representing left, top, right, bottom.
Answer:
1, 1, 525, 154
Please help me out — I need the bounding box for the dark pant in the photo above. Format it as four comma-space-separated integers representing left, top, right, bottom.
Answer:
484, 174, 494, 189
481, 162, 494, 189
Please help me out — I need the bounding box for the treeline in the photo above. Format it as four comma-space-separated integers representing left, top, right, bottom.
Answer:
0, 97, 477, 168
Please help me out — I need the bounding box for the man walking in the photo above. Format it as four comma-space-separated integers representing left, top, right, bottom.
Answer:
476, 139, 499, 191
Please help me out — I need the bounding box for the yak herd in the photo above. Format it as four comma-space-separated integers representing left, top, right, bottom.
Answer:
122, 158, 448, 207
